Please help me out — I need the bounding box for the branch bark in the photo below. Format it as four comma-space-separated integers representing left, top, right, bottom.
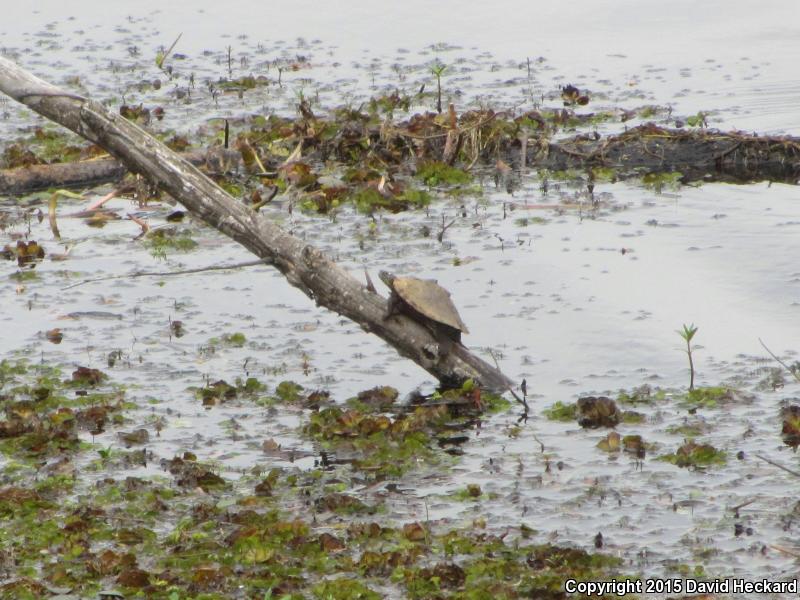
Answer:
0, 150, 206, 194
0, 56, 514, 392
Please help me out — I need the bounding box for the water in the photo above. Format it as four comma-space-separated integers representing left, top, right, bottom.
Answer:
2, 0, 800, 590
3, 0, 800, 133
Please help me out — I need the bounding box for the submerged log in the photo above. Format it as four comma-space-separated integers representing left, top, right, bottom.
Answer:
4, 113, 800, 196
519, 125, 800, 185
0, 151, 206, 195
4, 109, 800, 196
0, 56, 514, 392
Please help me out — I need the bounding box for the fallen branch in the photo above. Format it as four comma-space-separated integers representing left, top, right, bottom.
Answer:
0, 150, 206, 194
533, 125, 800, 185
759, 338, 800, 384
61, 259, 269, 290
5, 107, 800, 197
755, 454, 800, 478
0, 56, 513, 391
770, 544, 800, 559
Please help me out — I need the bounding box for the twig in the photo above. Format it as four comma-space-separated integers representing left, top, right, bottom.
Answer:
238, 136, 268, 175
518, 203, 583, 210
48, 194, 60, 240
364, 269, 376, 294
729, 499, 756, 513
437, 215, 456, 243
755, 454, 800, 478
156, 33, 182, 70
282, 141, 302, 166
61, 259, 270, 290
759, 338, 800, 384
250, 186, 278, 210
127, 213, 150, 239
770, 544, 800, 559
86, 188, 120, 211
552, 143, 595, 160
709, 142, 742, 163
487, 349, 529, 413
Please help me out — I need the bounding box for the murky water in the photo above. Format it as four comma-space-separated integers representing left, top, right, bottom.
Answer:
2, 1, 800, 592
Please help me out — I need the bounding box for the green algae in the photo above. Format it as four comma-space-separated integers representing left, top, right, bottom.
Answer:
416, 161, 472, 187
542, 400, 577, 421
659, 440, 726, 469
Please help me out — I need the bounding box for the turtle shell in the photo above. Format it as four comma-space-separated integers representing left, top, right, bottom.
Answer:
392, 277, 469, 334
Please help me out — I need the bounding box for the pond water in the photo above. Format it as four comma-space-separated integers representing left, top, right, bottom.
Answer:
2, 1, 800, 595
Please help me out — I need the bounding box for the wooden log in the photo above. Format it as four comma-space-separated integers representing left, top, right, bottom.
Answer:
0, 151, 206, 195
5, 113, 799, 195
0, 56, 514, 393
527, 125, 800, 185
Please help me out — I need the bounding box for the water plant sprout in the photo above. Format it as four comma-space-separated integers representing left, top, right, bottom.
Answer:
678, 323, 699, 391
429, 62, 447, 114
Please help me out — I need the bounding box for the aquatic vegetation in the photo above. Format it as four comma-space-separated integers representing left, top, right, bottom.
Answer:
2, 239, 45, 267
368, 91, 413, 115
416, 161, 472, 187
681, 385, 738, 409
449, 483, 487, 501
197, 379, 238, 405
621, 410, 646, 424
189, 375, 272, 407
350, 185, 432, 213
221, 332, 247, 347
405, 536, 625, 600
685, 111, 708, 128
0, 127, 100, 168
641, 171, 683, 192
590, 166, 618, 182
429, 62, 448, 114
303, 382, 506, 478
666, 422, 708, 438
622, 435, 648, 458
144, 227, 198, 258
616, 385, 667, 405
312, 578, 381, 599
514, 216, 549, 227
576, 396, 621, 428
0, 377, 621, 600
638, 105, 663, 119
275, 380, 305, 404
780, 405, 800, 449
542, 401, 577, 421
304, 404, 442, 478
659, 440, 726, 468
596, 432, 619, 453
0, 362, 124, 461
346, 385, 399, 412
2, 30, 797, 595
561, 84, 590, 107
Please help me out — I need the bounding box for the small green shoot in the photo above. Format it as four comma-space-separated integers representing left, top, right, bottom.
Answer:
97, 445, 113, 461
430, 62, 447, 114
686, 111, 708, 128
677, 323, 698, 391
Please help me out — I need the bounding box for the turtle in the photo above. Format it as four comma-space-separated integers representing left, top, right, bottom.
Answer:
379, 271, 469, 343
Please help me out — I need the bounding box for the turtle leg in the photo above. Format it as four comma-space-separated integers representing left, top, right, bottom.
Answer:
384, 292, 401, 321
432, 325, 457, 356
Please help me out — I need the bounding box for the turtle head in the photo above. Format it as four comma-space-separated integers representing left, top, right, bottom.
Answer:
378, 270, 396, 289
